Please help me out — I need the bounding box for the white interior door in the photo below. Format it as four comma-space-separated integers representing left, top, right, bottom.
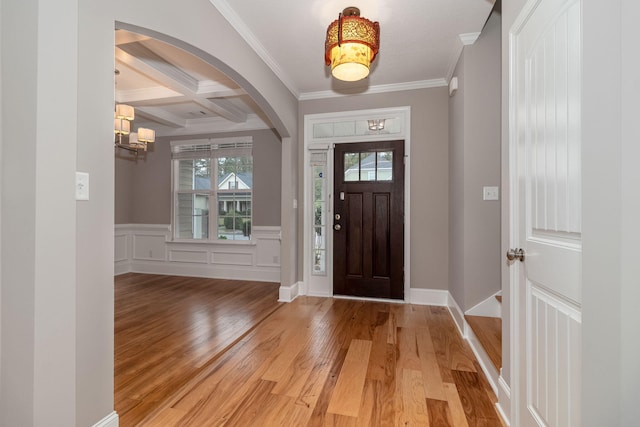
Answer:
511, 0, 582, 426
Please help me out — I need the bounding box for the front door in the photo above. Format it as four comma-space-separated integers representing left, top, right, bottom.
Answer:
333, 140, 404, 299
511, 0, 582, 425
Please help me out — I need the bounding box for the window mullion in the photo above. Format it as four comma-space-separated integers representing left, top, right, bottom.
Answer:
211, 158, 218, 241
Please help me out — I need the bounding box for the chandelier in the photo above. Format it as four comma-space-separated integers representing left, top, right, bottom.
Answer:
325, 7, 380, 82
114, 103, 155, 154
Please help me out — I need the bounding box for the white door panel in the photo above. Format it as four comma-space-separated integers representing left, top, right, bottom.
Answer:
511, 0, 582, 425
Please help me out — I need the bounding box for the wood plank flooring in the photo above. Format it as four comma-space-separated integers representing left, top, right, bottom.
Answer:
465, 315, 503, 371
123, 292, 504, 426
114, 273, 282, 426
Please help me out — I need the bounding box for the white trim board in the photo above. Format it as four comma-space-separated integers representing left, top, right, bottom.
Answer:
278, 281, 300, 302
497, 375, 512, 426
92, 411, 118, 427
408, 288, 450, 306
465, 292, 502, 318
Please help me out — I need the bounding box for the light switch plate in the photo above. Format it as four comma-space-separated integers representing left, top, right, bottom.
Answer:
76, 172, 89, 201
483, 186, 499, 201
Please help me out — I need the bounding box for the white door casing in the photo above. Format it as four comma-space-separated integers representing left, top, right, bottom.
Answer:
510, 0, 582, 426
302, 107, 411, 299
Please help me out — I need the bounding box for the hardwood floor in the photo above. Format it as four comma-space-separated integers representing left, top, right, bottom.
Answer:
115, 273, 282, 426
465, 315, 502, 371
115, 285, 504, 426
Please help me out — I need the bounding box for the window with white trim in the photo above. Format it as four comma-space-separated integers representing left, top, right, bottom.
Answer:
171, 137, 253, 241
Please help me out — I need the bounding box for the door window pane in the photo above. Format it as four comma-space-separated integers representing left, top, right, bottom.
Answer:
344, 151, 393, 182
360, 152, 377, 181
344, 152, 360, 181
377, 151, 393, 181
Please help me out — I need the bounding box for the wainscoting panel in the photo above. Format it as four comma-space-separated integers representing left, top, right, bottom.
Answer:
211, 251, 253, 266
169, 249, 208, 264
133, 235, 167, 261
114, 234, 128, 263
115, 224, 280, 282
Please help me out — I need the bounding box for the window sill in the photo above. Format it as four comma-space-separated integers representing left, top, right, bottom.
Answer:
167, 239, 257, 246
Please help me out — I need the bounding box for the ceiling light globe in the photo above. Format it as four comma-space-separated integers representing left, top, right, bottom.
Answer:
330, 43, 373, 81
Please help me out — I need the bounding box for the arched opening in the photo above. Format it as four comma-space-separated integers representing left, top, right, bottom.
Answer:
111, 24, 291, 423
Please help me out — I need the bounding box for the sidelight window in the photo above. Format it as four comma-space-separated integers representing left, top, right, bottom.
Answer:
310, 151, 327, 275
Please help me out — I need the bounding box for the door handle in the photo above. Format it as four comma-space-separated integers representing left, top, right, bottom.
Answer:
506, 248, 525, 262
334, 224, 341, 231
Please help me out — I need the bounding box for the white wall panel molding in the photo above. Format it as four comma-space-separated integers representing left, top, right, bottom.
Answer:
114, 224, 280, 282
92, 411, 119, 427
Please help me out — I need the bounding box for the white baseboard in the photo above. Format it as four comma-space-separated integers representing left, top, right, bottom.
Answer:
114, 262, 131, 276
408, 288, 449, 306
496, 375, 511, 426
465, 292, 502, 318
92, 411, 118, 427
278, 281, 300, 302
129, 260, 280, 283
447, 292, 466, 337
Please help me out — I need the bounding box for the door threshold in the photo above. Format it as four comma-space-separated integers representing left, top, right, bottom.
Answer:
332, 294, 407, 304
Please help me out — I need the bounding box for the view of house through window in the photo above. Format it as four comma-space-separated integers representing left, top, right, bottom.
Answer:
172, 139, 252, 241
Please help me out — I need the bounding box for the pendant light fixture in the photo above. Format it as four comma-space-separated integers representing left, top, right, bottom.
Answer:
325, 7, 380, 82
114, 69, 155, 155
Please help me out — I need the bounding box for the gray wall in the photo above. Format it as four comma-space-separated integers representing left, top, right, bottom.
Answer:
2, 0, 79, 425
299, 87, 450, 290
449, 11, 502, 311
114, 154, 134, 224
115, 129, 282, 227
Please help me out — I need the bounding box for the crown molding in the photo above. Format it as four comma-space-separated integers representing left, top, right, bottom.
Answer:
209, 0, 300, 98
459, 32, 481, 45
298, 79, 448, 101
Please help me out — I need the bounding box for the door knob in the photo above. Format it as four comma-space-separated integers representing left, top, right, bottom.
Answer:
506, 248, 525, 262
334, 224, 341, 231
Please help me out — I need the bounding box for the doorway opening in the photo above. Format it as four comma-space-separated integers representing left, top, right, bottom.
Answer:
303, 107, 411, 299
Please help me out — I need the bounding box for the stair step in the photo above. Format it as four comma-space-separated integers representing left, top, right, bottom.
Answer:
465, 315, 502, 371
495, 295, 502, 303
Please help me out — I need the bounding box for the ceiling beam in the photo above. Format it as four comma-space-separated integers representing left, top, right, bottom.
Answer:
116, 43, 247, 123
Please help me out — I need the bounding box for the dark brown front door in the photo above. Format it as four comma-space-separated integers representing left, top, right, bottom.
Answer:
333, 140, 404, 299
